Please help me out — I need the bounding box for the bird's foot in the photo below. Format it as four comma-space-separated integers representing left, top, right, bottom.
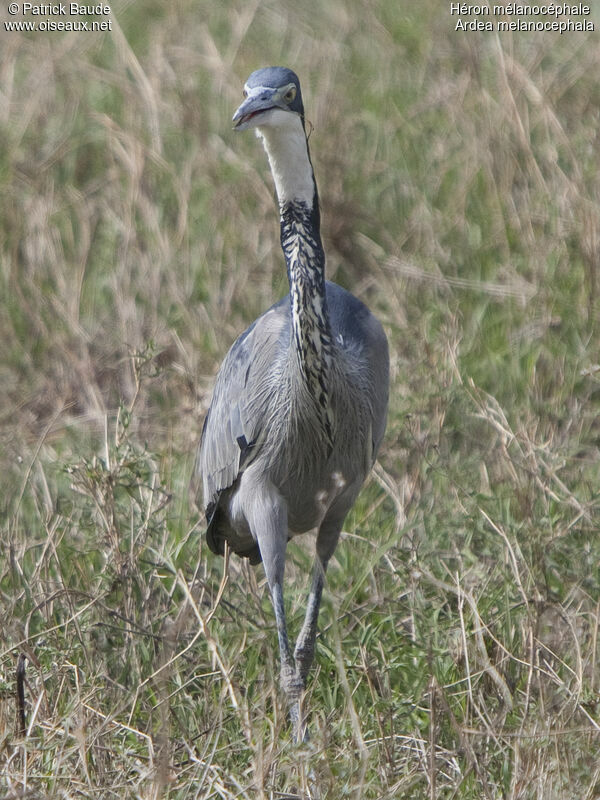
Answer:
281, 663, 305, 703
293, 641, 314, 684
280, 665, 309, 742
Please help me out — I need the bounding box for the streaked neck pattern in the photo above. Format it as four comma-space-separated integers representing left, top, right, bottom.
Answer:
259, 118, 335, 442
280, 198, 334, 442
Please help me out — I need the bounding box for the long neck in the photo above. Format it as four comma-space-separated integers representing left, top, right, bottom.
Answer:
259, 120, 334, 439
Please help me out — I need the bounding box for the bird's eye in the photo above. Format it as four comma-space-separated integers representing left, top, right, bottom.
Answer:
284, 86, 297, 103
242, 89, 248, 98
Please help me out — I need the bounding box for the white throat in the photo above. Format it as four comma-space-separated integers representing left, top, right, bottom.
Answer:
257, 112, 315, 208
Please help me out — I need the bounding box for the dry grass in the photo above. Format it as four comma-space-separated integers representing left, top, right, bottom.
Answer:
2, 1, 600, 797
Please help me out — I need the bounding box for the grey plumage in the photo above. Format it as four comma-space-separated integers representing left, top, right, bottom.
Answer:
197, 66, 389, 739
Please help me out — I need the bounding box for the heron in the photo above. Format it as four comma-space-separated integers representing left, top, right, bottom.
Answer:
197, 66, 389, 739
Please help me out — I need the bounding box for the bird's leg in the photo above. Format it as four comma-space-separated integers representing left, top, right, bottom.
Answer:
294, 521, 342, 685
293, 561, 326, 684
270, 580, 304, 736
251, 492, 304, 735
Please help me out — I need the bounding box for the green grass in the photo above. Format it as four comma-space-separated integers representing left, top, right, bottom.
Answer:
2, 1, 600, 797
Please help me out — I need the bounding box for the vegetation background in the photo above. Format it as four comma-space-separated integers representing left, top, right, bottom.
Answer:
2, 1, 600, 797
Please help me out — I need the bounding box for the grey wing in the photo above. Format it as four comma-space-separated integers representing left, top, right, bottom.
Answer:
197, 298, 289, 524
326, 281, 389, 459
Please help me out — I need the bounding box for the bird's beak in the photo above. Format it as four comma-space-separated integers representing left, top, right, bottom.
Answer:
232, 87, 281, 131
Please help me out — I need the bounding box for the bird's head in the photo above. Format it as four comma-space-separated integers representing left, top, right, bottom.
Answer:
232, 67, 305, 132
